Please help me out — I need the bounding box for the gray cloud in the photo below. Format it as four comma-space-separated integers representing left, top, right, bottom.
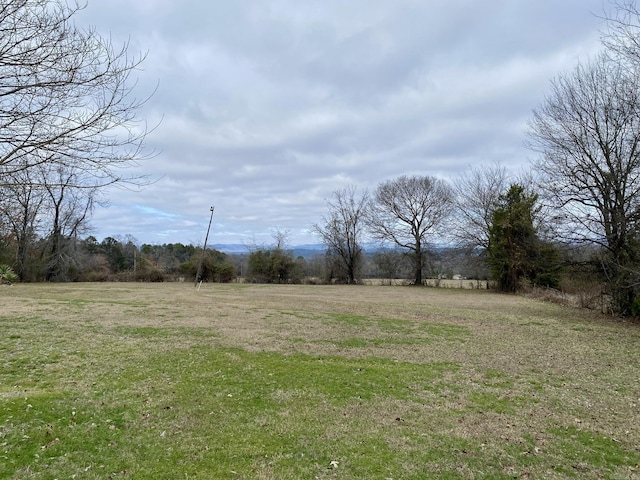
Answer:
80, 0, 604, 245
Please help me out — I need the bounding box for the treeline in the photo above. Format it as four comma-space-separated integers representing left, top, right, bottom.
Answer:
0, 228, 488, 286
0, 235, 232, 283
3, 2, 640, 318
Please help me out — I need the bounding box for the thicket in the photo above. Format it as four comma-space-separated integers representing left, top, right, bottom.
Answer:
0, 235, 237, 283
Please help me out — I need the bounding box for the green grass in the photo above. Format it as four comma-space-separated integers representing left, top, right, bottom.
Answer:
1, 283, 640, 479
3, 344, 457, 478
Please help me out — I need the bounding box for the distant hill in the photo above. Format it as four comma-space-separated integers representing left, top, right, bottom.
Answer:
210, 243, 326, 258
291, 245, 327, 258
209, 244, 251, 254
210, 243, 399, 258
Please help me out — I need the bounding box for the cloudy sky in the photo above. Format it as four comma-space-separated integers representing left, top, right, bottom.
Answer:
77, 1, 606, 246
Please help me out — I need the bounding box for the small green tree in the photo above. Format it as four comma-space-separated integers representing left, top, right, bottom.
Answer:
185, 249, 235, 283
100, 237, 127, 273
533, 241, 563, 289
487, 184, 560, 292
246, 248, 297, 283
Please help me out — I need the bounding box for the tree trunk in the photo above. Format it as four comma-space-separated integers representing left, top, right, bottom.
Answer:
414, 243, 422, 285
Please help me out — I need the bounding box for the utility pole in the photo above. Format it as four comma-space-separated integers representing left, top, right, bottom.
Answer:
195, 206, 215, 289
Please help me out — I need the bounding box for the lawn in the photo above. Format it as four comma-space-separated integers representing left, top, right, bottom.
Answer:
1, 282, 639, 479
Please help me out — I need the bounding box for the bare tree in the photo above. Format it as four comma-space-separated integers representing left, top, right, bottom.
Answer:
0, 0, 152, 185
602, 1, 640, 68
452, 162, 509, 251
527, 51, 640, 314
0, 157, 100, 281
0, 167, 45, 280
271, 228, 291, 251
313, 186, 369, 284
368, 175, 453, 285
41, 165, 98, 281
0, 0, 152, 282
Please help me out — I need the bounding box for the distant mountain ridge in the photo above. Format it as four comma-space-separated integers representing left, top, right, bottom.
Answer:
210, 243, 399, 258
210, 243, 326, 258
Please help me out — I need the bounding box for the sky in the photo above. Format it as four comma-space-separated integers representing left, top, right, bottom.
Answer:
77, 0, 606, 247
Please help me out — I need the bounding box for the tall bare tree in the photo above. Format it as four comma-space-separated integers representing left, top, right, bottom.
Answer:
0, 0, 151, 281
452, 162, 509, 251
527, 51, 640, 314
368, 175, 453, 285
313, 186, 369, 284
0, 0, 151, 185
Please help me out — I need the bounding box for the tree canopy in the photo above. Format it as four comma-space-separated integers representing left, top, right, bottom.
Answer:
368, 175, 453, 285
313, 186, 369, 284
528, 51, 640, 313
0, 0, 152, 281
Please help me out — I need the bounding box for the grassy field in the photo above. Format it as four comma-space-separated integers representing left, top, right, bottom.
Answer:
1, 282, 640, 479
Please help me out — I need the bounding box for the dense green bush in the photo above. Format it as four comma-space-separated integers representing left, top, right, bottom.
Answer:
0, 264, 18, 284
